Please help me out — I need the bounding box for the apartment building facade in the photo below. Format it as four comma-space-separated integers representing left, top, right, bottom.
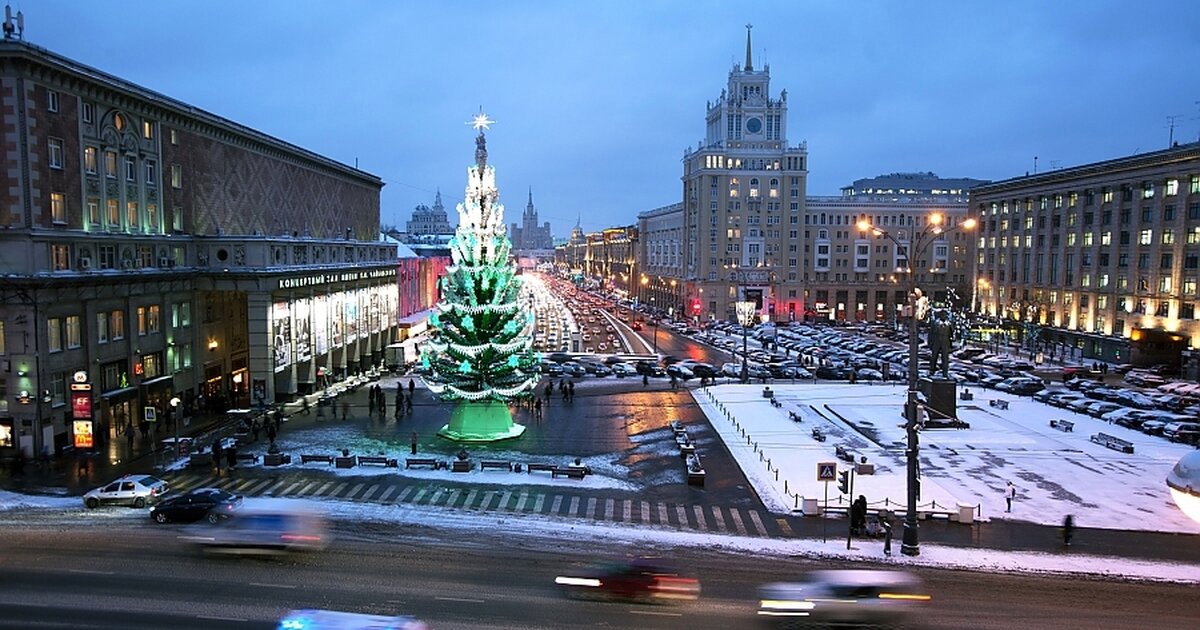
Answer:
971, 142, 1200, 364
0, 38, 397, 459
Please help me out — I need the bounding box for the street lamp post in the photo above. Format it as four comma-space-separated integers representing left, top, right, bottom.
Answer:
735, 301, 757, 384
857, 214, 976, 556
170, 396, 182, 460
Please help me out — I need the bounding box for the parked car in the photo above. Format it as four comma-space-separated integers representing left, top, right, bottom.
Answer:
997, 377, 1044, 395
149, 488, 242, 524
1085, 401, 1123, 418
634, 361, 664, 377
83, 475, 170, 509
1163, 421, 1200, 443
666, 364, 694, 380
758, 570, 930, 627
611, 362, 636, 377
555, 558, 700, 602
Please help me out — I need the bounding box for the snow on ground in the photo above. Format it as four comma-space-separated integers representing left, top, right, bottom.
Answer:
696, 383, 1200, 534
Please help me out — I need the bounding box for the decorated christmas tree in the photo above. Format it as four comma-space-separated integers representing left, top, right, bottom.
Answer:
421, 112, 539, 441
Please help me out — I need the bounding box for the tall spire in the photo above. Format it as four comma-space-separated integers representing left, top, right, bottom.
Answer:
434, 188, 443, 210
744, 23, 753, 71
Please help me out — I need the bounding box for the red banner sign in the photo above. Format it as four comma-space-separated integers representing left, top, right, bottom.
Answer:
71, 391, 92, 420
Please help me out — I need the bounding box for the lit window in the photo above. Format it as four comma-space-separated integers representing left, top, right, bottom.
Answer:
106, 199, 119, 226
86, 198, 99, 225
143, 120, 154, 140
48, 137, 64, 169
47, 318, 62, 352
1166, 179, 1179, 196
137, 306, 147, 336
126, 202, 139, 231
1163, 229, 1175, 245
1139, 229, 1153, 245
171, 164, 182, 188
147, 305, 160, 333
50, 192, 66, 223
51, 244, 69, 270
104, 151, 117, 178
84, 147, 97, 174
65, 315, 81, 349
47, 89, 59, 112
96, 312, 108, 343
111, 310, 125, 340
170, 129, 178, 145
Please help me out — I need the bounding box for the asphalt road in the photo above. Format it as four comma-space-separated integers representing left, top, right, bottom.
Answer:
1, 519, 1195, 629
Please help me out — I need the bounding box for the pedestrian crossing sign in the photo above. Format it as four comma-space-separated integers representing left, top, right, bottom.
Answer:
817, 462, 837, 482
144, 407, 157, 423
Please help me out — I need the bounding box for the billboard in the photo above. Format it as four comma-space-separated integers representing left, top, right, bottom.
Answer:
295, 298, 312, 362
273, 301, 292, 372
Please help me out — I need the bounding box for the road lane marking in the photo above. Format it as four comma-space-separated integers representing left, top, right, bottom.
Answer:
243, 479, 272, 495
411, 488, 427, 504
378, 485, 396, 502
693, 505, 708, 530
628, 610, 683, 617
676, 504, 688, 528
435, 596, 485, 604
395, 486, 414, 503
462, 489, 478, 509
533, 494, 545, 513
711, 506, 727, 532
68, 569, 114, 575
568, 496, 580, 516
657, 502, 667, 525
249, 582, 296, 589
585, 497, 597, 519
777, 518, 794, 535
515, 492, 529, 512
197, 615, 249, 622
729, 508, 747, 535
604, 498, 614, 520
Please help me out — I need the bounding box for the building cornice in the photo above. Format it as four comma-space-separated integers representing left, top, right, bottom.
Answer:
972, 143, 1200, 195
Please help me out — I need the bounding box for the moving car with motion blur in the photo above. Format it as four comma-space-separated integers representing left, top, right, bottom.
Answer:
82, 474, 170, 509
555, 558, 700, 603
149, 487, 242, 524
758, 570, 930, 627
182, 507, 330, 554
277, 609, 427, 630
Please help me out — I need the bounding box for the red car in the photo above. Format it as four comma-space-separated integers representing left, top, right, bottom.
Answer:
555, 558, 700, 602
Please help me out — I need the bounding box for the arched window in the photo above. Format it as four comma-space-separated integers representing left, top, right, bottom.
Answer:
749, 178, 760, 198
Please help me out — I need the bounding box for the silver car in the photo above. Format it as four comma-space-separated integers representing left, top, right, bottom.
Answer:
759, 570, 930, 627
83, 474, 170, 509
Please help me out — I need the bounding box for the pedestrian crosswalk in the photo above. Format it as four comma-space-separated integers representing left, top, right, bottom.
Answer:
169, 472, 782, 537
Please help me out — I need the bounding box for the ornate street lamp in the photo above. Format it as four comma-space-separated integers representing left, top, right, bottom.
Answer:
735, 300, 758, 383
857, 213, 976, 556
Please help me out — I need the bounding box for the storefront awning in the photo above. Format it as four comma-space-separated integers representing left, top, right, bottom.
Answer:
101, 386, 137, 399
139, 375, 174, 388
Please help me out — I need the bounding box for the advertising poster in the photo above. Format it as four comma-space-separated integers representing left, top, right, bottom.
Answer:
345, 291, 359, 342
331, 292, 344, 348
313, 295, 329, 356
72, 420, 94, 449
369, 289, 381, 334
273, 301, 292, 372
294, 298, 312, 362
358, 288, 369, 340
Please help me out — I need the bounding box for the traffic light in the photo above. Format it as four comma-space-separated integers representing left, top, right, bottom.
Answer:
838, 470, 852, 495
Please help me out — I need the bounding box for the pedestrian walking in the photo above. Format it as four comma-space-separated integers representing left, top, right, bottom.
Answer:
534, 397, 542, 418
545, 383, 553, 401
368, 386, 376, 414
1063, 514, 1075, 547
226, 443, 238, 471
341, 399, 350, 421
251, 419, 260, 442
266, 421, 277, 445
302, 396, 311, 415
408, 379, 415, 398
125, 425, 135, 451
211, 438, 223, 474
851, 495, 868, 535
1005, 481, 1017, 512
568, 381, 575, 401
379, 394, 387, 417
405, 396, 413, 414
410, 431, 418, 455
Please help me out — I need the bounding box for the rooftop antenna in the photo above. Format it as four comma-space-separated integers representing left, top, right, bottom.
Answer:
1166, 114, 1183, 147
3, 4, 24, 40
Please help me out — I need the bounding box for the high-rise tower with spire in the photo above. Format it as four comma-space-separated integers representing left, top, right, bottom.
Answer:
508, 187, 554, 255
406, 189, 453, 237
676, 25, 809, 322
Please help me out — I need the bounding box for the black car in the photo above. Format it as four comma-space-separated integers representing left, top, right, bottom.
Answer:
634, 361, 664, 377
149, 488, 243, 524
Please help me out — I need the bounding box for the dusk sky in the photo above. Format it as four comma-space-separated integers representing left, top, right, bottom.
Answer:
33, 1, 1200, 236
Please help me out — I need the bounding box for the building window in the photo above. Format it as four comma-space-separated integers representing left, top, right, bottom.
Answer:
50, 192, 66, 223
171, 164, 182, 188
125, 156, 136, 182
50, 372, 64, 407
1166, 179, 1179, 196
106, 199, 120, 227
87, 198, 99, 226
145, 160, 156, 185
1165, 205, 1176, 221
1183, 303, 1196, 320
1162, 229, 1175, 245
1139, 229, 1153, 245
96, 312, 109, 344
172, 206, 183, 232
172, 302, 192, 328
126, 202, 139, 231
111, 310, 125, 340
1162, 253, 1174, 269
84, 147, 97, 174
65, 315, 81, 349
47, 89, 59, 112
142, 120, 154, 140
170, 129, 178, 145
51, 244, 70, 271
82, 102, 94, 123
48, 137, 64, 169
1141, 208, 1154, 222
147, 305, 160, 334
47, 318, 62, 352
104, 151, 117, 178
98, 245, 115, 270
146, 204, 158, 232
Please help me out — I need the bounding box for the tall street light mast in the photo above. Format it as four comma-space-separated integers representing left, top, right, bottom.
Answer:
856, 213, 976, 556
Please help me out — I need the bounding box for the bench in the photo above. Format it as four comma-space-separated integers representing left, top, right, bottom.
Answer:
551, 467, 587, 479
835, 445, 855, 462
526, 462, 556, 474
811, 427, 827, 442
235, 453, 258, 464
789, 410, 803, 423
357, 455, 398, 467
670, 420, 687, 435
1049, 419, 1075, 433
263, 453, 290, 466
406, 457, 445, 470
480, 460, 511, 472
989, 399, 1009, 410
1091, 432, 1134, 454
300, 454, 335, 465
451, 459, 471, 473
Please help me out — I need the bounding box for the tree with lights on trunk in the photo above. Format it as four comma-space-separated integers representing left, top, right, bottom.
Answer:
421, 112, 539, 441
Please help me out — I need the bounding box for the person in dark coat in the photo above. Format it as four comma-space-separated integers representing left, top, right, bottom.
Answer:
408, 379, 415, 397
410, 431, 418, 455
1063, 514, 1075, 547
225, 443, 238, 470
211, 439, 223, 474
251, 419, 260, 442
852, 495, 868, 534
266, 421, 277, 445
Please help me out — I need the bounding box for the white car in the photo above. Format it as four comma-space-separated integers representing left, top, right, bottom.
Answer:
758, 570, 930, 627
611, 362, 636, 377
83, 474, 170, 509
